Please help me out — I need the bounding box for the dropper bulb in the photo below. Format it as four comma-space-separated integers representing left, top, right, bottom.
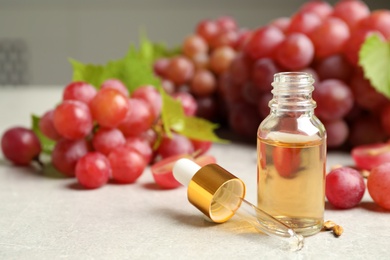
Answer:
173, 158, 201, 187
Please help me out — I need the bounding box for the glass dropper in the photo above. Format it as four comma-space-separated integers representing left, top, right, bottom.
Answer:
173, 158, 304, 251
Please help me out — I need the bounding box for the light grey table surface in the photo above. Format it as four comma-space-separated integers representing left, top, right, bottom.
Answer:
0, 87, 389, 260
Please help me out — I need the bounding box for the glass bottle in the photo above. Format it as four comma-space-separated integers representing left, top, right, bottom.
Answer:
257, 72, 326, 237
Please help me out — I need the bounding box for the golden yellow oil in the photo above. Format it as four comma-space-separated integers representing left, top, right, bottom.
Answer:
257, 135, 326, 236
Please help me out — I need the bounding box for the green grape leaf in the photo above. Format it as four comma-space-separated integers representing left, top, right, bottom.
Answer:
359, 34, 390, 99
179, 117, 228, 143
31, 114, 56, 154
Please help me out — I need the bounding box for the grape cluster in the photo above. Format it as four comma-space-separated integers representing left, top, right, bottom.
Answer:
1, 80, 212, 189
155, 0, 390, 149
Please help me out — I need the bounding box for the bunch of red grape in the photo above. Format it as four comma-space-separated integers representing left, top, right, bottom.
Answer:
155, 0, 390, 149
1, 80, 214, 189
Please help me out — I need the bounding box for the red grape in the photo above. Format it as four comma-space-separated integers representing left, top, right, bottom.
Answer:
209, 46, 236, 75
251, 58, 280, 93
244, 26, 285, 60
131, 85, 162, 120
258, 92, 272, 118
241, 81, 261, 105
359, 10, 390, 39
196, 19, 220, 44
381, 104, 390, 135
190, 139, 212, 155
273, 146, 301, 178
125, 136, 153, 164
228, 103, 261, 138
323, 119, 349, 148
227, 53, 252, 86
352, 143, 390, 171
92, 128, 126, 156
172, 92, 198, 116
108, 146, 146, 183
183, 34, 208, 58
325, 167, 365, 209
100, 79, 129, 97
196, 96, 219, 121
299, 1, 333, 20
269, 17, 290, 33
216, 16, 237, 32
190, 69, 217, 97
275, 33, 314, 70
39, 109, 62, 141
332, 0, 370, 29
90, 88, 129, 128
62, 81, 97, 105
310, 17, 350, 59
314, 55, 352, 82
75, 152, 111, 189
153, 58, 169, 78
52, 139, 89, 177
209, 30, 239, 49
53, 100, 93, 140
313, 79, 353, 121
1, 127, 42, 166
117, 98, 154, 137
367, 163, 390, 210
165, 56, 195, 86
287, 12, 322, 35
157, 133, 194, 159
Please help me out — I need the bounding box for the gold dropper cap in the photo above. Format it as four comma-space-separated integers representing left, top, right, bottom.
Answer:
187, 164, 246, 223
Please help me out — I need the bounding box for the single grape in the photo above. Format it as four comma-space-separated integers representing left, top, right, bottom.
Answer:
161, 79, 175, 95
209, 46, 236, 75
182, 34, 208, 58
251, 58, 280, 93
62, 81, 97, 105
1, 127, 42, 166
241, 81, 261, 105
209, 30, 239, 49
125, 136, 153, 164
53, 100, 93, 140
367, 163, 390, 210
171, 92, 198, 116
131, 85, 162, 120
258, 92, 272, 118
100, 79, 129, 97
165, 56, 195, 86
89, 88, 129, 128
157, 133, 194, 159
273, 146, 301, 178
216, 16, 237, 32
153, 58, 170, 78
299, 1, 333, 20
92, 127, 126, 156
108, 146, 146, 183
314, 55, 352, 82
352, 142, 390, 171
275, 33, 314, 70
39, 109, 62, 141
235, 29, 252, 50
219, 72, 245, 103
326, 167, 365, 209
117, 98, 154, 137
313, 79, 353, 121
323, 119, 349, 148
52, 139, 89, 177
227, 53, 252, 86
196, 19, 220, 44
244, 26, 285, 60
191, 52, 209, 70
75, 152, 111, 189
287, 12, 322, 35
190, 69, 217, 97
309, 17, 350, 59
332, 0, 370, 29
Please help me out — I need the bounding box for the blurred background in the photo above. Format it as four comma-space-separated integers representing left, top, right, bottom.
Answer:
1, 0, 390, 86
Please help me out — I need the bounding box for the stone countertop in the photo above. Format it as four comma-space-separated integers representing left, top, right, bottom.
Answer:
0, 87, 389, 259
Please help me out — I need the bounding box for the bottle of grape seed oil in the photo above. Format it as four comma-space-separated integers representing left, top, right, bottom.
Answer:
257, 72, 326, 237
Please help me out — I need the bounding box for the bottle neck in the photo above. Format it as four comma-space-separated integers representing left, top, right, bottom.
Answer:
269, 72, 316, 116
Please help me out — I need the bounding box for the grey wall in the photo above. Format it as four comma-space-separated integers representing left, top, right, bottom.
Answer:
1, 0, 389, 85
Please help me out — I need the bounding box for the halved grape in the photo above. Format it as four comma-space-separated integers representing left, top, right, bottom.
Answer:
352, 143, 390, 171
